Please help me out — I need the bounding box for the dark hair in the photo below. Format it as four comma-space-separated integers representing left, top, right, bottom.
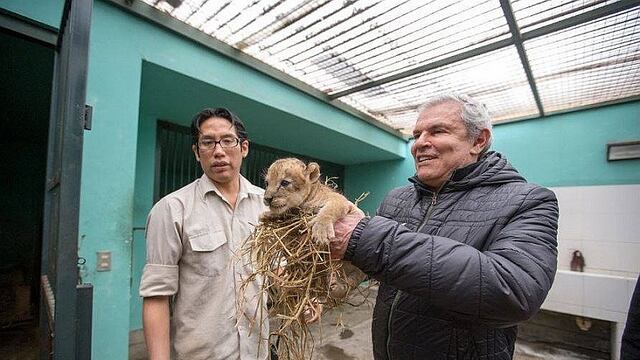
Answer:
190, 107, 248, 145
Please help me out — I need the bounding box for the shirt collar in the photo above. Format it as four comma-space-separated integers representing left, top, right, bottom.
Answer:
198, 173, 263, 201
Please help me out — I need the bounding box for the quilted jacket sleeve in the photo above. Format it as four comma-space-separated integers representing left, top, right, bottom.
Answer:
345, 186, 559, 327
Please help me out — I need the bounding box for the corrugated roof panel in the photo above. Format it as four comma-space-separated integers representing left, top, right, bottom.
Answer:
140, 0, 640, 135
511, 0, 618, 31
525, 6, 640, 112
262, 0, 511, 94
339, 46, 539, 132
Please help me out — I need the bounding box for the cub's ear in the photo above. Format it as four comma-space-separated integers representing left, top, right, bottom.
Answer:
306, 162, 321, 183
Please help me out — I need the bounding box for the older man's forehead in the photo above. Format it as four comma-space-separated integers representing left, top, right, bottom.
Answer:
415, 103, 463, 127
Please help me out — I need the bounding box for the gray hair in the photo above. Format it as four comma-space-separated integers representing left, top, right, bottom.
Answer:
419, 93, 493, 152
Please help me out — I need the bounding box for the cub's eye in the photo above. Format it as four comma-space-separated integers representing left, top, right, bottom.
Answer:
280, 180, 290, 187
264, 180, 269, 187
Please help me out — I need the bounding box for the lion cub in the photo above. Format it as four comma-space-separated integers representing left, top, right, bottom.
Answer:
261, 158, 367, 299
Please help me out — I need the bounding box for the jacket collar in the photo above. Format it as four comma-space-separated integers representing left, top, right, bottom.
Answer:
409, 151, 525, 193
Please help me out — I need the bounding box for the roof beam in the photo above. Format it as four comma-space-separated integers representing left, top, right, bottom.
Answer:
522, 0, 640, 41
329, 0, 640, 100
328, 37, 515, 100
499, 0, 544, 117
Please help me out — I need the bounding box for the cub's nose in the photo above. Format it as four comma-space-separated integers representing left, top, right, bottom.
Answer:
263, 196, 272, 206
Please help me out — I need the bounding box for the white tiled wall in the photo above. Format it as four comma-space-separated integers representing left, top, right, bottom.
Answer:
542, 271, 637, 360
544, 184, 640, 360
551, 184, 640, 277
543, 271, 637, 323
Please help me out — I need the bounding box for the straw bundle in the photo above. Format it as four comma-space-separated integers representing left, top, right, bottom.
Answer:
241, 208, 360, 360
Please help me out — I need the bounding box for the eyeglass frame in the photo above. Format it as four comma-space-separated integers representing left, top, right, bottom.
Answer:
197, 136, 243, 151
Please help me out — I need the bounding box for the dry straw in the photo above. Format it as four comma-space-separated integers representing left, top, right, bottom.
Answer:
241, 193, 370, 360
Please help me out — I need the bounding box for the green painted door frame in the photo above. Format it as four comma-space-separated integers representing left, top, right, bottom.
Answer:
41, 0, 93, 358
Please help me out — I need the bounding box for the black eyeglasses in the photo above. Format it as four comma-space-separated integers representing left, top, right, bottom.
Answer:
198, 137, 240, 150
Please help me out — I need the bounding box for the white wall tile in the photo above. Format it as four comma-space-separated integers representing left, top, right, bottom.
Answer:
549, 185, 640, 277
543, 271, 635, 323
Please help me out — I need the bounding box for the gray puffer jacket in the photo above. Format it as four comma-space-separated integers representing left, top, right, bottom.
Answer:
345, 152, 559, 360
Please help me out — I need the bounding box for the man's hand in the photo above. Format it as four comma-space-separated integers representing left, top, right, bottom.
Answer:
329, 209, 365, 260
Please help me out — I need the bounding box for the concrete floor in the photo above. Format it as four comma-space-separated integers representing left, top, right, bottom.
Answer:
129, 285, 595, 360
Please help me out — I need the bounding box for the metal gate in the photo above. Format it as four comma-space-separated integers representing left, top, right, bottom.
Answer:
41, 0, 93, 359
154, 120, 345, 201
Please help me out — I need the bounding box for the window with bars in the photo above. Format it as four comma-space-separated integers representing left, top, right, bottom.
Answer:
154, 120, 344, 202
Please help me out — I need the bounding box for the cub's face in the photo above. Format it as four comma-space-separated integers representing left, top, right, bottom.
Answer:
263, 158, 320, 215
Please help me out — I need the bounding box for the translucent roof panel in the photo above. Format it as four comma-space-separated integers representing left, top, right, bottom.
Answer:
525, 6, 640, 113
511, 0, 619, 32
339, 46, 540, 133
142, 0, 511, 95
140, 0, 640, 136
247, 1, 512, 95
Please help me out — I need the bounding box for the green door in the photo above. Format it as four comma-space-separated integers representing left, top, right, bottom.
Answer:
40, 0, 93, 359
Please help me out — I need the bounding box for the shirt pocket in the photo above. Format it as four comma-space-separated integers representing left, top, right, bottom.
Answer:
185, 227, 227, 277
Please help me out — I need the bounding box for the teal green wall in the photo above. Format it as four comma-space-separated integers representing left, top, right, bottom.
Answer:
0, 0, 64, 28
491, 101, 640, 187
345, 101, 640, 215
30, 1, 404, 359
344, 147, 415, 215
7, 1, 638, 359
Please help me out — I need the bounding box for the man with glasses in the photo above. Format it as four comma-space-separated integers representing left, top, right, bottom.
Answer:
139, 108, 268, 360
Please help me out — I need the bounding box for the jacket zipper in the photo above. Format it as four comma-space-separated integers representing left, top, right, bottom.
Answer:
386, 190, 440, 359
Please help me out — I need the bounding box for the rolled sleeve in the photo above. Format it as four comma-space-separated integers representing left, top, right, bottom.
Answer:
139, 197, 183, 298
140, 264, 179, 297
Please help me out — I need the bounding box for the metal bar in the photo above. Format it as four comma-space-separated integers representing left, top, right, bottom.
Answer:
521, 0, 640, 41
209, 1, 256, 35
314, 2, 507, 90
532, 39, 640, 77
226, 0, 287, 42
329, 0, 640, 100
281, 0, 389, 61
292, 0, 441, 72
246, 0, 335, 52
519, 0, 607, 30
500, 0, 544, 116
540, 95, 640, 119
0, 8, 58, 47
526, 17, 638, 54
266, 0, 370, 56
328, 37, 514, 99
195, 0, 233, 33
234, 0, 331, 49
170, 129, 178, 192
296, 0, 470, 75
76, 284, 93, 360
309, 18, 508, 89
318, 24, 509, 91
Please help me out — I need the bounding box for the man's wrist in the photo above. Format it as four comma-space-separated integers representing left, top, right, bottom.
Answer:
344, 216, 370, 261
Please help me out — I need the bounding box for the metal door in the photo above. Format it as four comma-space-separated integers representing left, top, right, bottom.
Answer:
40, 0, 93, 359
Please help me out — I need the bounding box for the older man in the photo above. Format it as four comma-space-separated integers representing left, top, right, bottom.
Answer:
331, 94, 559, 359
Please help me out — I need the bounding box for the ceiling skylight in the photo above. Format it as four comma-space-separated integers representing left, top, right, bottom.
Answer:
140, 0, 640, 135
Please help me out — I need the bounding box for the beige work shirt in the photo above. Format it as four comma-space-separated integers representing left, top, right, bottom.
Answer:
139, 174, 268, 360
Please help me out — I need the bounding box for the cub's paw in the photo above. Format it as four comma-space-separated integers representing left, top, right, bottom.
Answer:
310, 217, 335, 246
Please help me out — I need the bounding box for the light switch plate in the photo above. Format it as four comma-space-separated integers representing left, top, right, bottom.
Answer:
96, 251, 111, 271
